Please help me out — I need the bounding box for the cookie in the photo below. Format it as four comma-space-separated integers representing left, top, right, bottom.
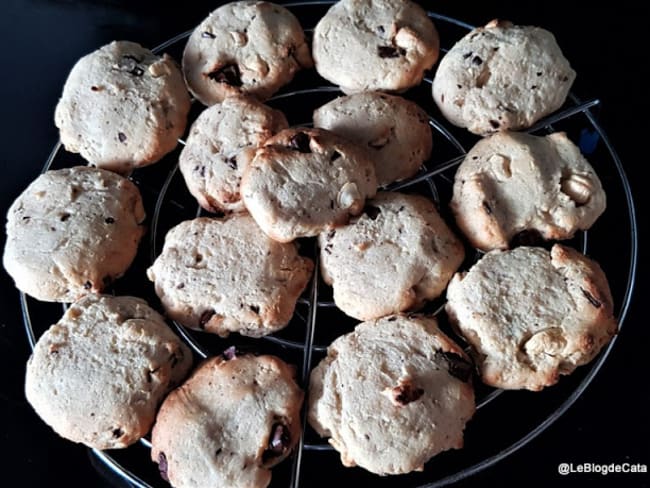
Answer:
151, 353, 303, 488
3, 166, 145, 302
182, 1, 312, 105
54, 40, 190, 173
179, 95, 288, 213
24, 294, 192, 449
312, 0, 439, 94
241, 128, 377, 242
313, 92, 432, 186
432, 20, 576, 135
445, 245, 618, 391
451, 131, 606, 251
147, 215, 313, 337
319, 192, 464, 320
309, 315, 475, 475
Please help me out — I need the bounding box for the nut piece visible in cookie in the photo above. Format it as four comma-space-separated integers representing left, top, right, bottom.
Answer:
309, 315, 475, 475
182, 1, 312, 105
55, 41, 191, 173
24, 294, 193, 449
445, 245, 618, 391
313, 0, 439, 94
313, 92, 432, 186
451, 131, 606, 251
146, 215, 313, 337
319, 192, 464, 320
179, 95, 288, 213
3, 166, 146, 302
432, 20, 576, 135
151, 354, 303, 488
241, 128, 377, 242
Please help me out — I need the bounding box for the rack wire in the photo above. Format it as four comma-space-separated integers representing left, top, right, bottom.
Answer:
21, 3, 637, 488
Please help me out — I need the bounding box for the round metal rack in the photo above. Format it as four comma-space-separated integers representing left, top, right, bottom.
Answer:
21, 2, 638, 487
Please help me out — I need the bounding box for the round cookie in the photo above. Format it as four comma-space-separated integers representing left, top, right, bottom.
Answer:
432, 20, 576, 135
309, 315, 475, 475
451, 131, 606, 251
55, 40, 191, 173
445, 245, 618, 391
3, 166, 145, 302
146, 215, 313, 337
24, 294, 193, 449
312, 0, 439, 94
151, 353, 303, 488
182, 1, 312, 105
313, 92, 432, 186
179, 95, 288, 213
319, 192, 465, 320
241, 128, 377, 242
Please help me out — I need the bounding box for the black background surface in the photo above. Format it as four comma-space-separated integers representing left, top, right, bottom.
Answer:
0, 1, 647, 487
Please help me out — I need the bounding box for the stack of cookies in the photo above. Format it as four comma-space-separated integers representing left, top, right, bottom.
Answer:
3, 1, 619, 487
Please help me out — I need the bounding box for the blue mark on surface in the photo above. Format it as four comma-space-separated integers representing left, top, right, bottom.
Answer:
579, 128, 600, 155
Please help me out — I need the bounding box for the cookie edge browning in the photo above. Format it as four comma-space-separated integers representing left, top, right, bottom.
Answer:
445, 245, 617, 391
151, 354, 304, 486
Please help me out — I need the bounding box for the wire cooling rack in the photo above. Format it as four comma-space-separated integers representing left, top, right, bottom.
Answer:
21, 2, 637, 487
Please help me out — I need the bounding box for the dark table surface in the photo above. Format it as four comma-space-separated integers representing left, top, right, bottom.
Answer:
1, 1, 647, 487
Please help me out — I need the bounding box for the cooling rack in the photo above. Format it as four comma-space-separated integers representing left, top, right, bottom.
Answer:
20, 2, 638, 487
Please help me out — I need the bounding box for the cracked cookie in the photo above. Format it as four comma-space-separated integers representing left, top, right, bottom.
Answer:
147, 215, 313, 337
3, 166, 146, 302
451, 131, 606, 251
313, 92, 432, 186
241, 128, 377, 242
432, 20, 576, 135
313, 0, 439, 93
182, 1, 312, 105
318, 192, 464, 320
179, 95, 288, 213
25, 294, 192, 449
308, 315, 475, 475
151, 352, 303, 488
445, 245, 618, 391
55, 41, 190, 173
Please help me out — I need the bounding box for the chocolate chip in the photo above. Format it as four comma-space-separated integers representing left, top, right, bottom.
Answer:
22, 216, 30, 221
207, 64, 243, 87
118, 132, 127, 143
377, 25, 385, 34
158, 452, 169, 481
323, 244, 333, 255
489, 119, 500, 129
435, 351, 473, 382
177, 283, 185, 289
377, 45, 405, 58
581, 288, 602, 308
262, 423, 290, 463
105, 217, 115, 224
330, 151, 341, 162
463, 52, 473, 59
472, 55, 483, 65
202, 31, 216, 39
249, 305, 260, 314
326, 230, 336, 240
561, 75, 569, 82
509, 229, 543, 247
287, 132, 311, 153
364, 205, 381, 220
112, 428, 123, 438
199, 309, 215, 328
531, 85, 538, 90
215, 448, 222, 456
393, 382, 424, 405
60, 213, 70, 222
195, 165, 206, 178
493, 46, 499, 51
536, 71, 543, 76
387, 316, 397, 322
222, 346, 237, 360
482, 201, 493, 214
91, 85, 99, 91
225, 156, 237, 170
329, 200, 334, 209
83, 281, 92, 290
